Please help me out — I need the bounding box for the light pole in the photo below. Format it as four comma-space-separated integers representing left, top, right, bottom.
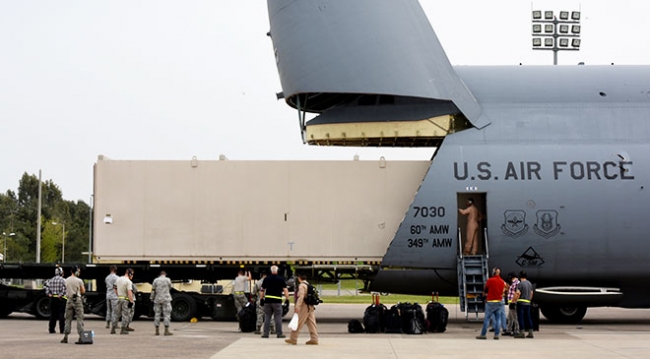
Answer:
52, 222, 65, 263
2, 232, 16, 262
532, 10, 581, 65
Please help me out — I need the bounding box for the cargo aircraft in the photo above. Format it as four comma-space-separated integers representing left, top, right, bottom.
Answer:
267, 0, 650, 323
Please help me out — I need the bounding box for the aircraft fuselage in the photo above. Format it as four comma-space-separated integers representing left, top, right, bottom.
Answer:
372, 66, 650, 309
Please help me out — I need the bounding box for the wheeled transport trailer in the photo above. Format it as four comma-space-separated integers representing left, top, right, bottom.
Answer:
0, 158, 427, 320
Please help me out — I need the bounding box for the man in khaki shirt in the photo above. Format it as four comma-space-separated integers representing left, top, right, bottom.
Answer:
111, 268, 135, 335
60, 265, 85, 344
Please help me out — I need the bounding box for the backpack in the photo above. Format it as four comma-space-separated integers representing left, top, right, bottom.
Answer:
348, 319, 364, 333
397, 302, 425, 334
303, 282, 323, 306
363, 304, 386, 333
384, 305, 402, 333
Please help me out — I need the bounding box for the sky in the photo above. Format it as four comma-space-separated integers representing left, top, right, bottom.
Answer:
1, 1, 648, 202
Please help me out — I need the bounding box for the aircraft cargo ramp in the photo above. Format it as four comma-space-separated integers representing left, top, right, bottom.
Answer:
93, 157, 430, 264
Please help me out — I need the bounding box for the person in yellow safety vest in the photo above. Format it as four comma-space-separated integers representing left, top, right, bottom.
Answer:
60, 265, 85, 344
46, 266, 66, 334
513, 270, 534, 339
260, 265, 290, 339
505, 272, 520, 336
254, 270, 275, 335
475, 267, 506, 340
233, 269, 251, 330
111, 268, 135, 335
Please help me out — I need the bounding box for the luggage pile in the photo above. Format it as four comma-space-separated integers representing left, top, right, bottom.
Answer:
348, 293, 448, 335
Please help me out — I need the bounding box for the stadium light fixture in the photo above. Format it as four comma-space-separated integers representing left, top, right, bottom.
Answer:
531, 8, 581, 65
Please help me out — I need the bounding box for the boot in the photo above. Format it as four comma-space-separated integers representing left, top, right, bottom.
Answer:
106, 321, 110, 329
305, 340, 318, 345
120, 327, 129, 335
254, 326, 261, 335
526, 329, 534, 338
514, 332, 525, 338
126, 326, 135, 332
164, 326, 173, 336
110, 326, 116, 335
155, 326, 159, 336
60, 336, 68, 344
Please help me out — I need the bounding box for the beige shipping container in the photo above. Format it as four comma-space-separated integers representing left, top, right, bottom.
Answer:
93, 157, 430, 263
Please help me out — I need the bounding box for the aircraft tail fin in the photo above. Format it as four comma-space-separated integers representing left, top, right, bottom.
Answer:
268, 0, 485, 146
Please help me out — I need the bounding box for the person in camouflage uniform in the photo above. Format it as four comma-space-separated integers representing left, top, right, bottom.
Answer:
60, 265, 85, 344
104, 265, 119, 329
151, 271, 173, 336
111, 268, 135, 335
126, 284, 137, 332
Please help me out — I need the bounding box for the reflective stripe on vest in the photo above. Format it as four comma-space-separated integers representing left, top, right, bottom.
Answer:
487, 300, 501, 303
118, 296, 128, 300
517, 299, 531, 303
265, 295, 282, 300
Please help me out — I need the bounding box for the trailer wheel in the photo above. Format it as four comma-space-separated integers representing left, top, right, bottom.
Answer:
35, 296, 51, 319
171, 293, 197, 322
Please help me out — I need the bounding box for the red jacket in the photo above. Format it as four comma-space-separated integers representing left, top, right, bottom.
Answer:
484, 275, 506, 301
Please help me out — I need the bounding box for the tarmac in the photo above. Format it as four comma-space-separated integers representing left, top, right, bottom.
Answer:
2, 304, 650, 358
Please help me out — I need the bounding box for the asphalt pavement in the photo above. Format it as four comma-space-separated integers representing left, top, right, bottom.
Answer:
2, 304, 650, 358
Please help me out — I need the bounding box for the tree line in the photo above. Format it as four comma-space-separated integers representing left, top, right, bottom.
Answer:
0, 173, 91, 264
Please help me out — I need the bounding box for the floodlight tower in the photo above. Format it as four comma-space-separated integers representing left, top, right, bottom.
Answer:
532, 10, 581, 65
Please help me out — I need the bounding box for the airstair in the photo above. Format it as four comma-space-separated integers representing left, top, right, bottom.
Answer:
457, 228, 490, 321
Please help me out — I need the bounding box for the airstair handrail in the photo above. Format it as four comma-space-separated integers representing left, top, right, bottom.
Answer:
483, 228, 489, 259
457, 227, 463, 259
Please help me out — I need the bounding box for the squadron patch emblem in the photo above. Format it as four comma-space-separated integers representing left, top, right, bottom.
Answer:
533, 210, 561, 238
501, 210, 528, 238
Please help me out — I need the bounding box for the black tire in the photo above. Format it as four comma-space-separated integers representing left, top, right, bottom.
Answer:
35, 296, 51, 319
171, 293, 197, 322
540, 305, 587, 324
